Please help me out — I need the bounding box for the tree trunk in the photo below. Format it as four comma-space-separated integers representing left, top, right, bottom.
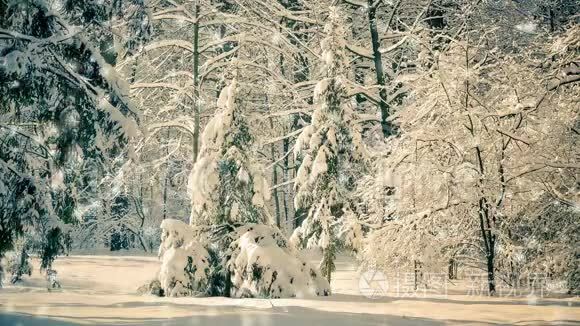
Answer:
477, 195, 497, 295
487, 251, 496, 295
368, 0, 392, 136
162, 128, 170, 220
351, 19, 366, 108
325, 249, 332, 284
414, 260, 422, 290
268, 116, 281, 227
0, 263, 3, 288
137, 174, 149, 252
162, 174, 168, 220
548, 7, 555, 32
448, 259, 456, 280
224, 269, 231, 297
282, 137, 290, 228
137, 234, 149, 253
192, 4, 200, 163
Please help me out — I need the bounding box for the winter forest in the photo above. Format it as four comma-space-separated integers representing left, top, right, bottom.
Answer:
0, 0, 579, 325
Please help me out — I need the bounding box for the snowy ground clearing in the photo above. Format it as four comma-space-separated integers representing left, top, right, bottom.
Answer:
0, 254, 578, 325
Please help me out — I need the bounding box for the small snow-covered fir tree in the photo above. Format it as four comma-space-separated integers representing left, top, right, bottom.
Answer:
157, 219, 211, 297
227, 224, 330, 298
188, 78, 271, 227
157, 79, 329, 298
291, 7, 365, 284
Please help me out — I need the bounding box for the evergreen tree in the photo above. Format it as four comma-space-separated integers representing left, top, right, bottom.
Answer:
291, 7, 365, 284
158, 79, 329, 298
188, 78, 272, 227
0, 0, 149, 281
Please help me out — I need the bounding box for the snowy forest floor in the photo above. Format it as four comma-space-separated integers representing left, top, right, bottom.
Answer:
0, 254, 578, 325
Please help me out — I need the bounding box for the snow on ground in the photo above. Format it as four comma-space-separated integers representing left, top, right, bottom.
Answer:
0, 253, 578, 325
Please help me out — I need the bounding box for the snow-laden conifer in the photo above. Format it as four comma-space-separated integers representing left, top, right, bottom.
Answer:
159, 79, 329, 298
291, 7, 366, 284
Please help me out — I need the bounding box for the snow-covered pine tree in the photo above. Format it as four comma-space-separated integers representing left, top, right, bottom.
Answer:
291, 7, 365, 284
158, 79, 329, 298
0, 0, 149, 283
188, 79, 271, 226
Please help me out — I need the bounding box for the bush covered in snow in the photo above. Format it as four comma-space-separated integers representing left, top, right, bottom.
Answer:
159, 243, 211, 297
156, 220, 330, 298
158, 219, 211, 297
227, 224, 330, 298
